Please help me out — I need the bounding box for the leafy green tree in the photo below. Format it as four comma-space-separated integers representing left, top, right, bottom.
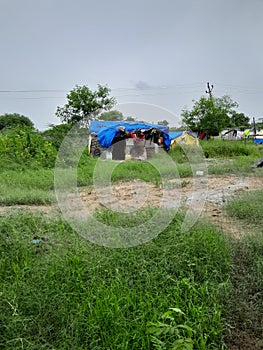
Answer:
99, 110, 137, 122
99, 110, 124, 121
157, 119, 169, 126
125, 116, 136, 122
256, 121, 263, 130
181, 95, 238, 135
42, 123, 73, 150
56, 84, 116, 127
0, 113, 34, 131
229, 112, 250, 130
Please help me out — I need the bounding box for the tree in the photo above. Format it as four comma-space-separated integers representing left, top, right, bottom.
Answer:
0, 113, 34, 131
229, 112, 250, 130
56, 84, 116, 127
42, 123, 73, 150
157, 120, 169, 126
99, 111, 137, 122
100, 110, 124, 121
181, 95, 238, 135
125, 116, 136, 122
256, 121, 263, 131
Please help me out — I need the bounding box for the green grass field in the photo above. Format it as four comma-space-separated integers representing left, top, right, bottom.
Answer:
0, 140, 262, 206
0, 211, 231, 350
0, 140, 263, 349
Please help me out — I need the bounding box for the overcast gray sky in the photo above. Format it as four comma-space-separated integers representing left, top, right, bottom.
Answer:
0, 0, 263, 129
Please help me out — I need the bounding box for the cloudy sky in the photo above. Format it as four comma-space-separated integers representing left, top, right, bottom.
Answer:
0, 0, 263, 130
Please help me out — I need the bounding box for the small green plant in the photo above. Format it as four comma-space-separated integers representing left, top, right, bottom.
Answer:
148, 308, 194, 350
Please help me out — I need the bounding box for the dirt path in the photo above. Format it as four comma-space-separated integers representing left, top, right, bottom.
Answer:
1, 175, 262, 237
78, 175, 262, 237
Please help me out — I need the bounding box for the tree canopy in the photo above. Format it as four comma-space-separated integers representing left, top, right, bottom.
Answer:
56, 84, 116, 126
157, 120, 169, 126
99, 110, 124, 121
0, 113, 34, 131
99, 110, 137, 122
125, 116, 136, 122
42, 123, 73, 150
181, 95, 241, 135
229, 112, 250, 130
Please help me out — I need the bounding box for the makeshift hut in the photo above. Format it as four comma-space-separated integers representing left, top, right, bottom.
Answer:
89, 120, 170, 160
169, 131, 199, 148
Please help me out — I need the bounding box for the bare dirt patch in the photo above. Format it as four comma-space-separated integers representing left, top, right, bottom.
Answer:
57, 174, 262, 237
0, 175, 262, 238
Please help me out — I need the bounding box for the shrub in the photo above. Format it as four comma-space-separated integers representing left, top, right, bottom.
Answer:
0, 126, 57, 170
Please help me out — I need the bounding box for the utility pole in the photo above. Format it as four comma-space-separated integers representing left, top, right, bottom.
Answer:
253, 117, 256, 136
205, 82, 214, 101
205, 82, 216, 137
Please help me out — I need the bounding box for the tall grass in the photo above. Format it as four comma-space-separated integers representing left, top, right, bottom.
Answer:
223, 191, 263, 348
169, 141, 263, 177
0, 169, 54, 205
207, 156, 263, 176
0, 211, 231, 349
226, 232, 263, 348
226, 189, 263, 224
200, 140, 262, 158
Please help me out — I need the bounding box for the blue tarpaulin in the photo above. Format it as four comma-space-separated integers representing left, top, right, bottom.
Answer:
169, 131, 183, 141
90, 120, 171, 149
90, 121, 123, 134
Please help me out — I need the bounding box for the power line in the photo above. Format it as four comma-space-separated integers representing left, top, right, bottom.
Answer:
0, 83, 262, 99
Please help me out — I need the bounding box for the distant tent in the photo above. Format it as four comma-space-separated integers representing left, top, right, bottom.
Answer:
169, 131, 183, 140
169, 131, 199, 147
253, 129, 263, 144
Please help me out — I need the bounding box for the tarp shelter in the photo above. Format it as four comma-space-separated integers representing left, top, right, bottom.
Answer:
169, 131, 199, 147
89, 120, 171, 160
90, 120, 170, 149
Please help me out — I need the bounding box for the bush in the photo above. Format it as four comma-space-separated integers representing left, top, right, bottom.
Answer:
0, 127, 57, 170
41, 123, 73, 150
